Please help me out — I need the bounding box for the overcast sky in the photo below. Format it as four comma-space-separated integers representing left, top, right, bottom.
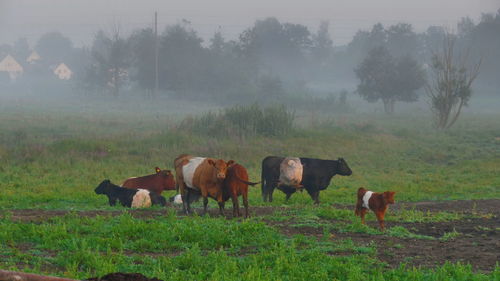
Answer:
0, 0, 498, 47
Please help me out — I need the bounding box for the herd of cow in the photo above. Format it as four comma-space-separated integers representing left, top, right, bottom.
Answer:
95, 154, 396, 230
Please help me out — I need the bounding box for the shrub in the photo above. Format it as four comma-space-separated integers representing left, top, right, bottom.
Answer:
178, 104, 295, 138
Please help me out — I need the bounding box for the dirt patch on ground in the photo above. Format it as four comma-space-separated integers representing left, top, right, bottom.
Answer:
333, 199, 500, 215
85, 273, 163, 281
271, 216, 499, 272
2, 199, 499, 272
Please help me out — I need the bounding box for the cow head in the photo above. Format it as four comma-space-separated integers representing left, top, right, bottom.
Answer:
337, 158, 352, 176
95, 179, 112, 194
208, 159, 234, 180
158, 169, 176, 190
383, 191, 396, 204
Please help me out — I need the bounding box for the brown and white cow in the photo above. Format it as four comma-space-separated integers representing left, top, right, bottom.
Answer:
222, 163, 259, 218
122, 167, 176, 195
354, 187, 396, 231
174, 154, 233, 215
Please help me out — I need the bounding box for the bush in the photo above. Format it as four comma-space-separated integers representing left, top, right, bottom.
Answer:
178, 104, 295, 138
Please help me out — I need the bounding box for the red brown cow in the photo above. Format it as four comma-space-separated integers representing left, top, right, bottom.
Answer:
354, 187, 396, 231
122, 167, 176, 194
222, 163, 260, 218
174, 154, 233, 215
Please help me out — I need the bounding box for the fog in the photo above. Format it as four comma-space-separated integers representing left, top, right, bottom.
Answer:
0, 0, 499, 119
1, 0, 498, 46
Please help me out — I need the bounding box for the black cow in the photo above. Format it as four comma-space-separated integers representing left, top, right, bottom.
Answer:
94, 180, 166, 207
261, 156, 352, 204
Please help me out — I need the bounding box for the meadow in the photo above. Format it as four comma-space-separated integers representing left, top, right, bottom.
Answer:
0, 96, 499, 280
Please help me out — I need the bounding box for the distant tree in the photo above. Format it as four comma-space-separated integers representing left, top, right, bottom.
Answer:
462, 10, 500, 92
423, 26, 446, 59
159, 22, 206, 93
238, 18, 311, 78
355, 46, 426, 114
426, 34, 481, 129
35, 32, 73, 64
311, 21, 333, 63
128, 28, 156, 96
347, 23, 386, 64
386, 23, 419, 57
13, 38, 31, 62
258, 74, 285, 99
82, 28, 131, 96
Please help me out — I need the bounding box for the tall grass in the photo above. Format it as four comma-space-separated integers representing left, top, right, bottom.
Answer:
178, 103, 295, 138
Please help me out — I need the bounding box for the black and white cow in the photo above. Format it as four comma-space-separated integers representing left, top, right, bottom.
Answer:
261, 156, 352, 204
94, 180, 166, 208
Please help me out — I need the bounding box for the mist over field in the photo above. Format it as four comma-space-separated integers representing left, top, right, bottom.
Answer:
0, 1, 499, 280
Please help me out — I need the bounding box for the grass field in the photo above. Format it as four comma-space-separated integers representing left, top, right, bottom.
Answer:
0, 97, 499, 280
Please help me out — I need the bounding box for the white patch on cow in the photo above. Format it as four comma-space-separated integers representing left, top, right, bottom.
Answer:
362, 191, 373, 209
182, 157, 206, 189
279, 157, 303, 187
131, 189, 152, 208
173, 194, 183, 204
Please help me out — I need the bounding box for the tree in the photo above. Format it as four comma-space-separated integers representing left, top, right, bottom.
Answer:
159, 22, 206, 93
128, 28, 156, 95
311, 21, 333, 63
426, 34, 481, 129
35, 32, 73, 64
238, 18, 311, 78
355, 46, 426, 114
386, 23, 418, 57
82, 28, 131, 96
13, 38, 31, 62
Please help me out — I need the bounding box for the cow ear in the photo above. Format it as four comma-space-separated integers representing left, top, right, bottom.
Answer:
227, 160, 235, 166
208, 159, 216, 166
155, 167, 161, 173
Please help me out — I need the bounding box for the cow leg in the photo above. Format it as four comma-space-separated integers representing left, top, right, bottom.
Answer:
243, 192, 249, 218
314, 192, 320, 205
306, 189, 320, 204
360, 208, 368, 225
262, 181, 269, 202
218, 201, 225, 216
185, 190, 193, 215
179, 182, 190, 215
231, 193, 240, 217
375, 211, 386, 231
285, 192, 292, 202
202, 197, 209, 215
108, 196, 117, 206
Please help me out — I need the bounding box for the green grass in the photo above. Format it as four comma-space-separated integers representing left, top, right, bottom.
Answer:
0, 99, 499, 279
0, 213, 497, 280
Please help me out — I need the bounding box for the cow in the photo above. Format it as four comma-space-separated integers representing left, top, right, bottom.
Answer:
355, 187, 396, 231
174, 154, 233, 215
221, 163, 259, 218
95, 179, 166, 208
122, 167, 176, 194
261, 156, 352, 204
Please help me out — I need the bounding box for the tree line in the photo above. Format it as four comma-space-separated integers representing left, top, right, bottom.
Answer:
1, 10, 498, 127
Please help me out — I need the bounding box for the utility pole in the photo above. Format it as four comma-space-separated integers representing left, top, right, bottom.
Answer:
154, 11, 159, 97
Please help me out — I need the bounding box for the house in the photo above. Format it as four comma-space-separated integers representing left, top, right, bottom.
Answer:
53, 63, 72, 80
26, 51, 41, 64
0, 55, 24, 80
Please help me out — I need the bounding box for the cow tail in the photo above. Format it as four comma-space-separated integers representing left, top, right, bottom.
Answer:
234, 175, 261, 186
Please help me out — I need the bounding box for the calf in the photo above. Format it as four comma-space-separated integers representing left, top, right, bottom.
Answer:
222, 163, 259, 218
174, 154, 233, 215
354, 187, 396, 231
122, 167, 176, 194
95, 179, 166, 208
